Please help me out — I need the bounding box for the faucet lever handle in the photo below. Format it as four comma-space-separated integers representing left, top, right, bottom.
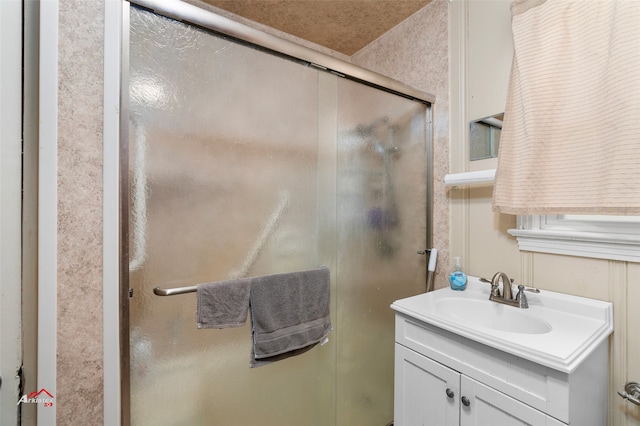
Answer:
484, 276, 541, 294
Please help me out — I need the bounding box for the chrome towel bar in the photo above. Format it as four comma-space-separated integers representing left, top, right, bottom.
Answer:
618, 382, 640, 406
153, 285, 197, 296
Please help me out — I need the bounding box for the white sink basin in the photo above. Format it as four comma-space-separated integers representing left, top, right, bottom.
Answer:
391, 276, 613, 373
436, 297, 552, 334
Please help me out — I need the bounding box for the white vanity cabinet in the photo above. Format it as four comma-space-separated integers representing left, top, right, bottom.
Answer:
395, 343, 564, 425
393, 311, 609, 426
394, 343, 459, 425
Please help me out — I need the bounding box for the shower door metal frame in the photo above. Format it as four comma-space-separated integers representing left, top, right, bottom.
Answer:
117, 0, 435, 423
129, 0, 435, 105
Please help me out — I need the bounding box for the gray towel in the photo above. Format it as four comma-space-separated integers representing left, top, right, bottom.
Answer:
249, 266, 332, 368
197, 278, 251, 329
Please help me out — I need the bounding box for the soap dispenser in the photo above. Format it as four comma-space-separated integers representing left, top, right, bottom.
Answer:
449, 256, 467, 291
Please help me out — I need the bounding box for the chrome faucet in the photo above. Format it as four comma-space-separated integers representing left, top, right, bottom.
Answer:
489, 271, 529, 309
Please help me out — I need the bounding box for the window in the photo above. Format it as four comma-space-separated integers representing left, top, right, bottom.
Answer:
509, 215, 640, 262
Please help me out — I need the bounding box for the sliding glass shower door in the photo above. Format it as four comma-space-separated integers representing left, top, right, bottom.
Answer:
334, 78, 430, 424
126, 5, 429, 425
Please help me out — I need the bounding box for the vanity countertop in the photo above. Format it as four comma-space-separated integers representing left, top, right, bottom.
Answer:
391, 276, 613, 373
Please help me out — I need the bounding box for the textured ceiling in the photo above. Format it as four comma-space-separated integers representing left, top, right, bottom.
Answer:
200, 0, 433, 56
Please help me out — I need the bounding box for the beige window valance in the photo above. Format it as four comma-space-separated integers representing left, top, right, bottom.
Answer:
492, 0, 640, 215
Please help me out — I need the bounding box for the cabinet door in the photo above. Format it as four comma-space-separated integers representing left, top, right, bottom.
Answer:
459, 376, 565, 426
394, 344, 460, 426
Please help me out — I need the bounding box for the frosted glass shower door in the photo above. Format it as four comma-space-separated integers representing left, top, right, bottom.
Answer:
335, 79, 428, 425
126, 5, 430, 426
127, 7, 334, 425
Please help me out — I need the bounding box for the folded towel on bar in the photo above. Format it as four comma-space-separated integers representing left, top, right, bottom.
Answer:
197, 278, 251, 329
249, 266, 332, 368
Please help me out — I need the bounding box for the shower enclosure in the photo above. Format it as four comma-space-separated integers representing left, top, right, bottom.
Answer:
122, 2, 433, 425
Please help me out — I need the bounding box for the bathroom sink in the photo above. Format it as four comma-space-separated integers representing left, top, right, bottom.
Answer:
391, 276, 613, 373
435, 297, 552, 334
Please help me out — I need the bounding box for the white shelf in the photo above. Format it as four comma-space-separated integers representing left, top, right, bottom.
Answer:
444, 169, 495, 187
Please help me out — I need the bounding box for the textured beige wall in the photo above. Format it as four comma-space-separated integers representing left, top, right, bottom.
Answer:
352, 0, 450, 290
57, 1, 104, 424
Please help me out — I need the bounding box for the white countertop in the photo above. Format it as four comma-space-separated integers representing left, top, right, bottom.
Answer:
391, 276, 613, 373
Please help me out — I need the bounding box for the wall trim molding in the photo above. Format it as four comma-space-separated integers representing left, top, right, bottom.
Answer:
0, 2, 25, 424
38, 2, 59, 425
608, 260, 627, 426
510, 229, 640, 263
103, 1, 123, 425
448, 0, 471, 271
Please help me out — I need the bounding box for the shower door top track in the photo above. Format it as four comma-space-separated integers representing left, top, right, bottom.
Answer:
129, 0, 435, 105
